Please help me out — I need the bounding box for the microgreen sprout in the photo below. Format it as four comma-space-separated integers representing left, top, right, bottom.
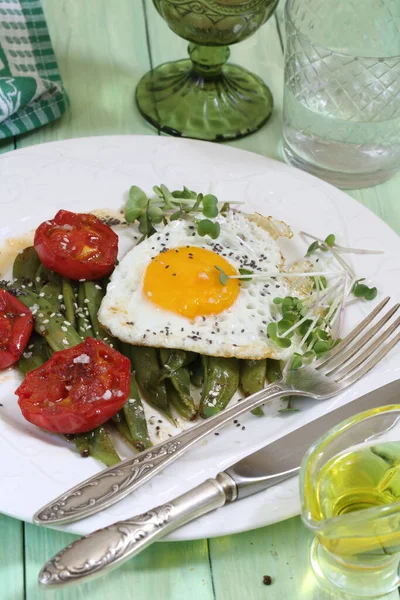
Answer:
305, 234, 335, 257
301, 231, 356, 278
352, 278, 378, 301
214, 266, 228, 285
220, 202, 230, 216
238, 268, 253, 280
202, 195, 219, 218
197, 219, 220, 239
125, 184, 224, 240
268, 295, 339, 363
267, 322, 292, 348
313, 275, 327, 290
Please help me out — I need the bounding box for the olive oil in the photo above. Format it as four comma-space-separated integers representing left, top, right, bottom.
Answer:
308, 442, 400, 557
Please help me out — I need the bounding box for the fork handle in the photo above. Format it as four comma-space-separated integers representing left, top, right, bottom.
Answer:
39, 473, 236, 588
34, 382, 293, 525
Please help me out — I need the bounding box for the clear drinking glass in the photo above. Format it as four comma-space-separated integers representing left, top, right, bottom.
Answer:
282, 0, 400, 189
300, 405, 400, 597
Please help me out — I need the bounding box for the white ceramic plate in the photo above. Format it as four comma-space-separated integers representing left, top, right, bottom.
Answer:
1, 136, 399, 541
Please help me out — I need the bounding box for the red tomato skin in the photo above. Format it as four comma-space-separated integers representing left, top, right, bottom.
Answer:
16, 338, 131, 434
0, 290, 33, 369
34, 210, 118, 280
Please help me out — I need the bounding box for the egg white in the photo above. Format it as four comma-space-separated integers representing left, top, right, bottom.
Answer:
98, 211, 294, 360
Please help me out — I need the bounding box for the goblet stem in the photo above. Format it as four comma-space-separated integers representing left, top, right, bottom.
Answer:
188, 44, 230, 77
135, 42, 273, 142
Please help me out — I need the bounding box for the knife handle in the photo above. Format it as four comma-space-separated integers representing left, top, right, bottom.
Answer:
34, 382, 289, 526
38, 473, 236, 588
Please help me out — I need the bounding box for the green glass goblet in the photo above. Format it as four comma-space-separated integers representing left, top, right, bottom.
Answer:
136, 0, 278, 141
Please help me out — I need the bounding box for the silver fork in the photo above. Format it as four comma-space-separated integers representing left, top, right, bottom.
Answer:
34, 297, 400, 526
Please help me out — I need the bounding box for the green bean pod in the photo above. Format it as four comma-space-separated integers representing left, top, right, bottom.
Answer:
166, 367, 197, 421
130, 346, 174, 423
17, 333, 51, 375
240, 359, 266, 416
76, 282, 94, 338
16, 289, 81, 352
159, 349, 197, 382
113, 375, 151, 451
35, 262, 61, 287
189, 356, 204, 388
71, 426, 120, 467
62, 278, 77, 329
12, 246, 41, 285
83, 281, 110, 341
40, 281, 62, 310
199, 356, 240, 418
266, 359, 282, 383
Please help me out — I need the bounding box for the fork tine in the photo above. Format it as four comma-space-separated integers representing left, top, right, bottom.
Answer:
320, 303, 400, 375
333, 316, 400, 381
335, 331, 400, 388
316, 296, 390, 370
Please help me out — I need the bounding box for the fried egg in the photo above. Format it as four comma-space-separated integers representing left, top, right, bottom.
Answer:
98, 211, 294, 360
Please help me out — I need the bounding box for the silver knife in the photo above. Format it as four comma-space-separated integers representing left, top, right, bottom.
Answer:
39, 380, 399, 588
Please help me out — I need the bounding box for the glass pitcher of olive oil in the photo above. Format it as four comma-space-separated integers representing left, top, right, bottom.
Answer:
300, 405, 400, 597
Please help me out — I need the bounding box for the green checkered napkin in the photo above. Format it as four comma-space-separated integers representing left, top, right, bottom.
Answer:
0, 0, 68, 139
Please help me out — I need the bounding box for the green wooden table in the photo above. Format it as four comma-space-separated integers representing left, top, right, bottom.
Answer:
1, 2, 399, 599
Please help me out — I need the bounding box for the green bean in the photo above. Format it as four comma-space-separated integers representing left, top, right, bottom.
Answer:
113, 375, 151, 451
266, 359, 282, 383
240, 359, 266, 416
16, 289, 81, 352
35, 262, 61, 287
159, 349, 197, 419
12, 246, 41, 285
166, 367, 197, 421
76, 282, 94, 338
189, 356, 204, 388
62, 279, 77, 329
83, 281, 109, 341
41, 281, 62, 309
159, 349, 197, 381
71, 426, 120, 466
17, 333, 51, 375
131, 346, 174, 423
199, 356, 240, 418
266, 359, 295, 412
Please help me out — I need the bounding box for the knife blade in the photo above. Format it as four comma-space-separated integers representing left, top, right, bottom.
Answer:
225, 378, 400, 498
34, 380, 400, 527
38, 380, 400, 588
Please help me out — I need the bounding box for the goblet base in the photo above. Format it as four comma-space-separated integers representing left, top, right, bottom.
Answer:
310, 537, 400, 598
135, 59, 273, 142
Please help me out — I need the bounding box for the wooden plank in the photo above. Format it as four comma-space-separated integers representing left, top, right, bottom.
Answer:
144, 1, 285, 160
15, 0, 154, 149
209, 516, 399, 600
0, 514, 25, 600
348, 180, 400, 235
24, 523, 214, 600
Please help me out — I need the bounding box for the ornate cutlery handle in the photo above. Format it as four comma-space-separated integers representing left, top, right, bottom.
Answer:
34, 382, 290, 525
38, 473, 236, 588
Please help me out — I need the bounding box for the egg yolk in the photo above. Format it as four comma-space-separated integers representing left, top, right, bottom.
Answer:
143, 246, 240, 319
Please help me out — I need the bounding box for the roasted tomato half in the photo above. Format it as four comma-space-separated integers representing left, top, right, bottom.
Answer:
0, 290, 33, 369
34, 210, 118, 280
16, 338, 131, 434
